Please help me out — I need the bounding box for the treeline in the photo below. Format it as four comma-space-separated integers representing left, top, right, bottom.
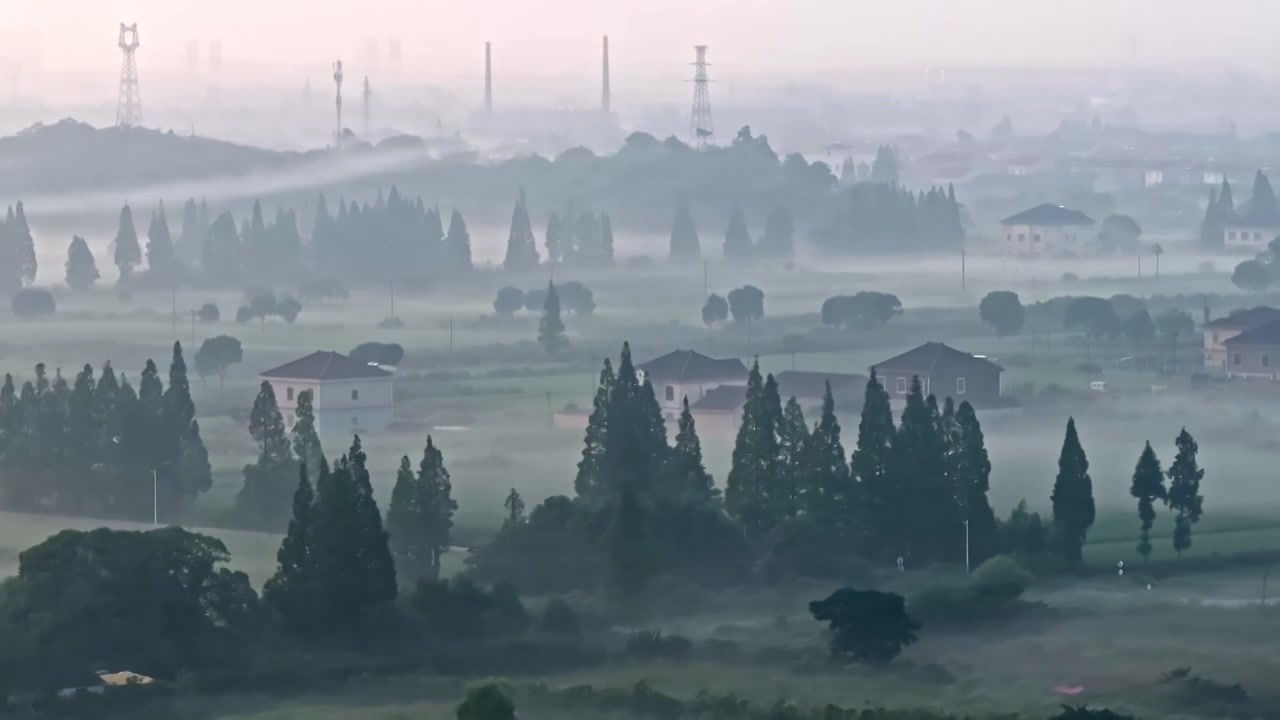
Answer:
810, 183, 964, 253
0, 203, 37, 290
0, 343, 212, 521
1199, 170, 1277, 249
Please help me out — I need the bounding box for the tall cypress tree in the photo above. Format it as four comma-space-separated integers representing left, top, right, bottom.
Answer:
387, 436, 457, 583
263, 463, 316, 636
889, 379, 955, 562
607, 482, 649, 603
805, 381, 852, 527
146, 202, 177, 278
503, 189, 539, 271
574, 358, 613, 500
66, 365, 97, 514
669, 201, 700, 260
1050, 418, 1095, 568
307, 456, 364, 628
113, 203, 142, 281
13, 202, 36, 285
725, 361, 779, 540
759, 206, 794, 257
65, 235, 100, 290
180, 198, 200, 259
538, 281, 568, 355
660, 396, 716, 505
235, 381, 297, 531
777, 396, 809, 521
1166, 428, 1204, 559
601, 343, 667, 502
291, 389, 324, 476
165, 342, 212, 513
545, 212, 564, 265
600, 213, 615, 265
347, 436, 399, 609
445, 209, 473, 271
953, 401, 996, 565
723, 203, 753, 260
851, 369, 896, 557
1129, 441, 1166, 563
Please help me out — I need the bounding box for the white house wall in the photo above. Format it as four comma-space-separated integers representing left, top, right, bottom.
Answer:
315, 378, 395, 410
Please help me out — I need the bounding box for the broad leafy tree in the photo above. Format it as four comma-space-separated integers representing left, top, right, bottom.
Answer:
809, 587, 919, 664
701, 293, 729, 326
979, 291, 1025, 339
193, 335, 243, 386
727, 285, 765, 322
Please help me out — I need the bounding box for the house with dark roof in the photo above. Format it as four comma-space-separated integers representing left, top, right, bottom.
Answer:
689, 370, 867, 438
1203, 307, 1280, 374
260, 350, 394, 436
873, 342, 1008, 408
1223, 320, 1280, 380
1224, 212, 1280, 252
1001, 203, 1096, 257
636, 349, 748, 419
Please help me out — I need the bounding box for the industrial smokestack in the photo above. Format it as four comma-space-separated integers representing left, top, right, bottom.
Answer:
602, 35, 611, 114
484, 41, 493, 114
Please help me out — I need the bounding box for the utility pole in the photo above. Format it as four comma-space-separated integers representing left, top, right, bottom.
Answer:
152, 468, 159, 525
332, 59, 344, 148
963, 520, 971, 574
703, 259, 708, 300
389, 278, 395, 318
171, 285, 176, 338
362, 76, 372, 138
960, 244, 967, 292
484, 42, 493, 115
190, 309, 196, 343
601, 35, 611, 115
449, 318, 454, 353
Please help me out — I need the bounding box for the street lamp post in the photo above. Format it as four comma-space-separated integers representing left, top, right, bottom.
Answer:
963, 520, 971, 575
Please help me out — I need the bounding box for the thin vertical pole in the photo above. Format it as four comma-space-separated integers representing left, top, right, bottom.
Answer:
1263, 567, 1271, 609
961, 246, 966, 292
449, 318, 454, 352
153, 469, 159, 525
703, 260, 708, 300
964, 520, 970, 574
389, 279, 395, 318
171, 286, 177, 337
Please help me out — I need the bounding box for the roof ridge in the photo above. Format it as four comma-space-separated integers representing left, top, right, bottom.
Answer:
678, 349, 692, 381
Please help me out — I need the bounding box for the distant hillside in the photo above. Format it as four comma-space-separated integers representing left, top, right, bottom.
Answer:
0, 119, 301, 198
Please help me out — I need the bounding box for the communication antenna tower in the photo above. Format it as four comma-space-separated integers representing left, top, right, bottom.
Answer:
484, 42, 493, 114
332, 59, 344, 148
362, 76, 372, 138
689, 45, 713, 148
116, 23, 142, 128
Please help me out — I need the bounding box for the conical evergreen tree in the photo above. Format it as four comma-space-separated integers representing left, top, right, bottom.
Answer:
165, 342, 212, 512
1050, 418, 1095, 568
758, 206, 794, 257
263, 463, 316, 636
307, 456, 364, 628
607, 482, 649, 603
291, 389, 324, 476
146, 202, 177, 278
889, 379, 955, 562
600, 214, 615, 264
1166, 428, 1204, 558
1252, 170, 1277, 217
953, 401, 996, 565
544, 212, 563, 265
777, 396, 809, 521
387, 436, 457, 583
234, 381, 298, 531
1129, 441, 1166, 563
180, 198, 200, 259
503, 189, 540, 271
538, 281, 568, 354
725, 361, 780, 540
445, 209, 473, 271
113, 203, 142, 281
669, 201, 700, 260
723, 203, 753, 260
65, 235, 100, 290
805, 381, 852, 526
660, 396, 717, 505
13, 202, 36, 285
851, 369, 897, 558
347, 436, 399, 608
574, 358, 614, 500
601, 343, 668, 503
1220, 178, 1235, 215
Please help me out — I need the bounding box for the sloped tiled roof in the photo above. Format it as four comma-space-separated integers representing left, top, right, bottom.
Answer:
637, 349, 747, 382
874, 342, 1003, 375
1000, 203, 1095, 227
260, 351, 392, 381
691, 384, 747, 412
1224, 319, 1280, 347
1205, 306, 1280, 330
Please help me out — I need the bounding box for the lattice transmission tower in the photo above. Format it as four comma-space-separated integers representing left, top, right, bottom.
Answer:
116, 23, 142, 128
362, 76, 372, 138
689, 46, 713, 148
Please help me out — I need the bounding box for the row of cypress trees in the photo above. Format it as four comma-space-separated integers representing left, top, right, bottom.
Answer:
0, 343, 212, 521
0, 203, 37, 291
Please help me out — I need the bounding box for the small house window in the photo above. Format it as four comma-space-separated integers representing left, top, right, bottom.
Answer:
1228, 231, 1237, 240
1006, 233, 1011, 241
896, 377, 907, 394
1033, 233, 1041, 242
665, 385, 675, 401
1257, 231, 1265, 241
1233, 352, 1243, 366
351, 416, 358, 426
1264, 354, 1272, 368
286, 387, 294, 401
956, 377, 966, 394
351, 389, 359, 401
1018, 233, 1026, 242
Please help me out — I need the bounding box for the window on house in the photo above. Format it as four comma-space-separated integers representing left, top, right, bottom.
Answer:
1006, 233, 1012, 241
896, 377, 907, 394
351, 389, 359, 401
1233, 352, 1243, 366
956, 377, 966, 394
1257, 231, 1264, 241
286, 387, 294, 401
1033, 233, 1041, 242
352, 416, 358, 426
1228, 231, 1237, 240
1018, 233, 1026, 242
665, 385, 675, 401
1264, 354, 1271, 368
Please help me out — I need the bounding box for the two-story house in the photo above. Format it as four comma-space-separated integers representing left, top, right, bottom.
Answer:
873, 342, 1008, 408
1203, 307, 1280, 374
1223, 321, 1280, 381
1001, 204, 1097, 258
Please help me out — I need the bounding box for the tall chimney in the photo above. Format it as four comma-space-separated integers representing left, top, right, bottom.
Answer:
602, 35, 611, 114
484, 41, 493, 114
